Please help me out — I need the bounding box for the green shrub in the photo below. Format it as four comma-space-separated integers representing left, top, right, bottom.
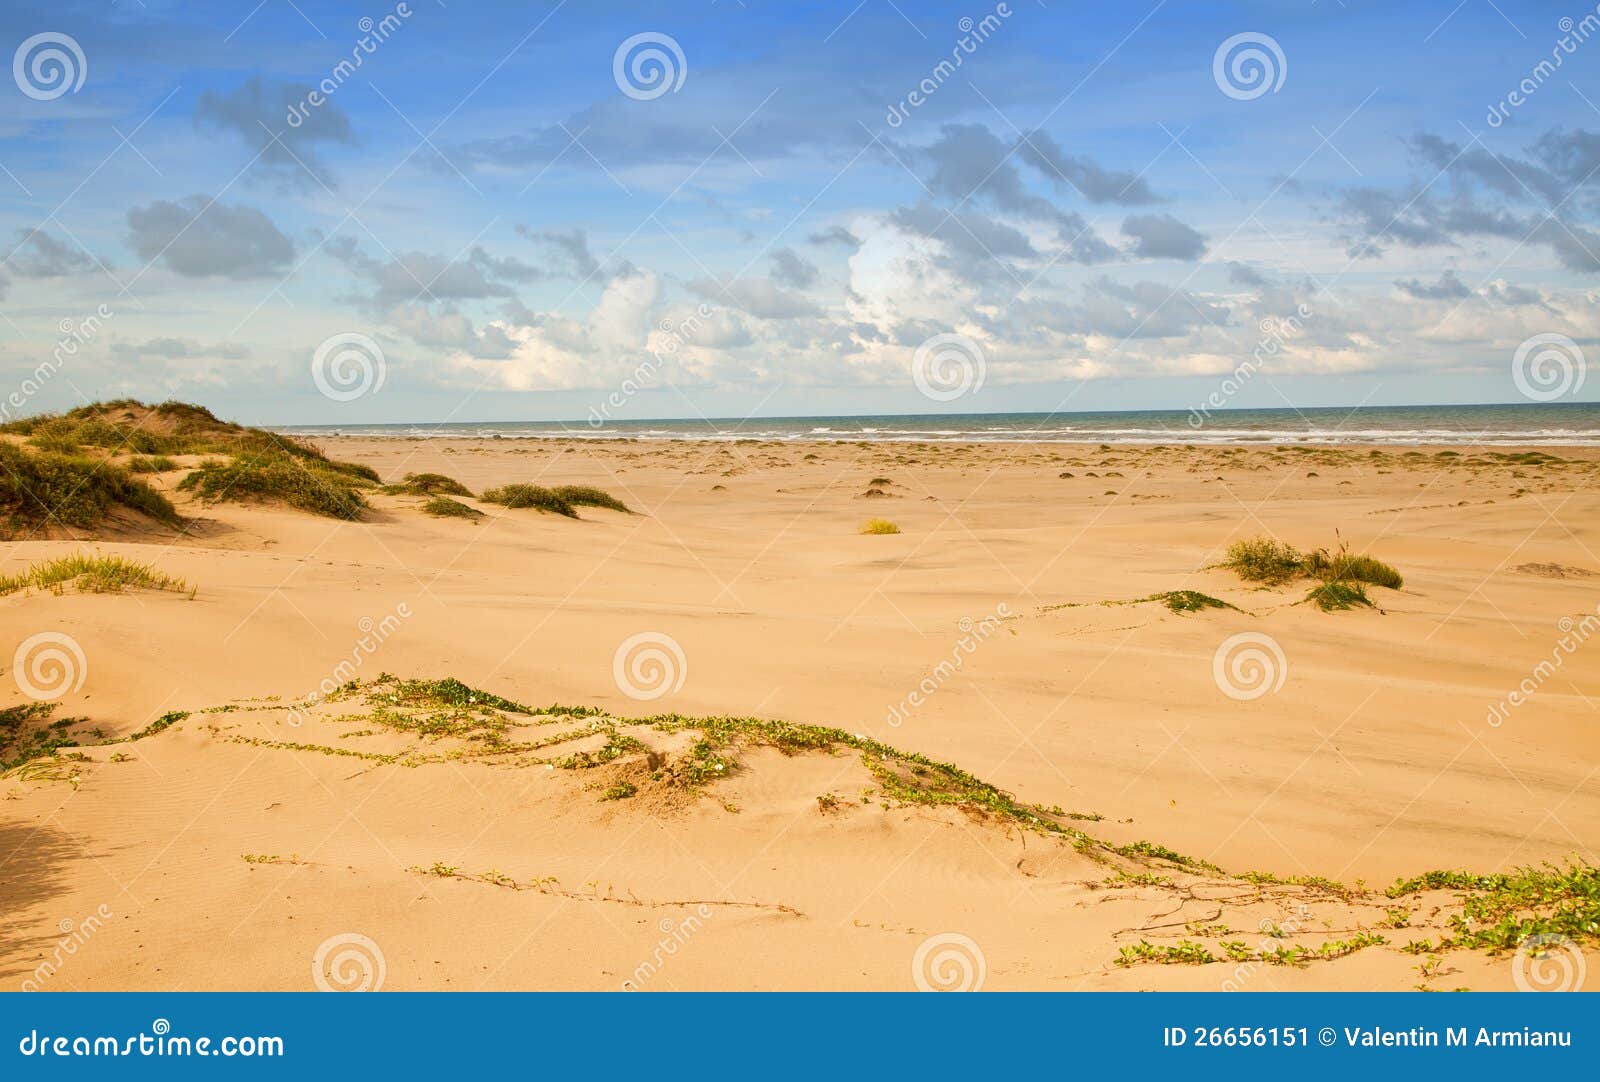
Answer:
480, 484, 577, 517
1306, 581, 1372, 611
1223, 537, 1304, 584
860, 518, 900, 535
178, 454, 366, 520
386, 472, 472, 497
127, 455, 178, 473
551, 485, 629, 512
422, 496, 482, 520
0, 443, 180, 531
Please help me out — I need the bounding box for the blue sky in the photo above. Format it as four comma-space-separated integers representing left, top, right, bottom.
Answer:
1, 0, 1597, 424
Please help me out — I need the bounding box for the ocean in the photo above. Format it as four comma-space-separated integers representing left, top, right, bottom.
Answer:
276, 402, 1600, 446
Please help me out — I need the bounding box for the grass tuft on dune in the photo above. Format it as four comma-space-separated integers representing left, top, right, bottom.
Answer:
1222, 533, 1402, 610
0, 552, 189, 597
860, 518, 900, 535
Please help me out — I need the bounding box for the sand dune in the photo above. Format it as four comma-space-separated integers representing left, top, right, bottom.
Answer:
2, 436, 1597, 990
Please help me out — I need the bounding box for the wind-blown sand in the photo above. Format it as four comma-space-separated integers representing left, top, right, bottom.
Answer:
2, 436, 1597, 991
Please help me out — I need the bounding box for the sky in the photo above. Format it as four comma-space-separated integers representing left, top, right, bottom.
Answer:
0, 0, 1597, 426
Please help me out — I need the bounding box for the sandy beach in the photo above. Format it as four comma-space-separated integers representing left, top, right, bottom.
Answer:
3, 432, 1598, 991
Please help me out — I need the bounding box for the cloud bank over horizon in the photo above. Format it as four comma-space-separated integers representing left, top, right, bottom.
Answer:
0, 1, 1596, 423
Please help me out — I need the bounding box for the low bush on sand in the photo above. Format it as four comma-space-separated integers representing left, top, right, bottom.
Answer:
480, 484, 577, 518
127, 455, 178, 473
0, 442, 181, 533
178, 454, 367, 520
860, 518, 900, 535
1223, 534, 1403, 604
385, 473, 472, 497
551, 485, 630, 512
422, 496, 483, 520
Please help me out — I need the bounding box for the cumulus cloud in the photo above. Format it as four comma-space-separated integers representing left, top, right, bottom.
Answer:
1395, 269, 1471, 300
109, 337, 252, 360
6, 229, 96, 276
808, 225, 861, 249
515, 225, 600, 279
327, 236, 536, 308
1332, 128, 1600, 271
126, 196, 295, 278
1015, 129, 1158, 205
770, 247, 818, 289
196, 77, 357, 188
1121, 213, 1208, 260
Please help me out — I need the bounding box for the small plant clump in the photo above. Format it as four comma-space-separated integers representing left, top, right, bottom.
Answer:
480, 484, 578, 518
421, 496, 483, 521
384, 472, 472, 497
1222, 534, 1402, 612
0, 552, 189, 597
126, 455, 178, 473
552, 485, 630, 513
860, 518, 900, 535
